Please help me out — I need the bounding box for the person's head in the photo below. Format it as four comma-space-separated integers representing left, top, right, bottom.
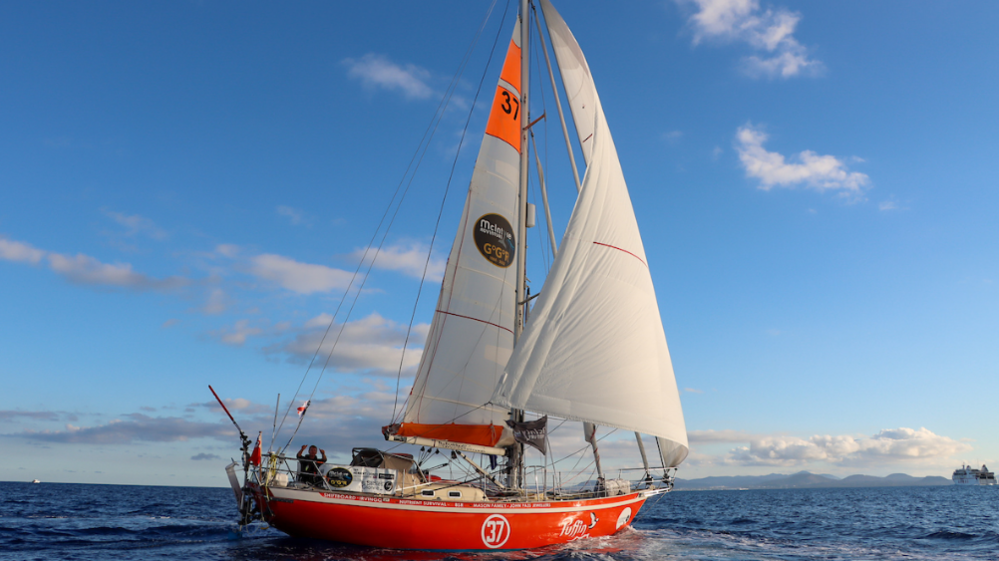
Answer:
309, 445, 318, 456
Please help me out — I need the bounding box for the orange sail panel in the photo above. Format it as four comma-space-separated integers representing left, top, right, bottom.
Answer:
395, 423, 505, 448
485, 39, 522, 152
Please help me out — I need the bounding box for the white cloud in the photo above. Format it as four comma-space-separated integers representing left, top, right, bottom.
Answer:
277, 205, 309, 226
47, 252, 187, 290
354, 242, 446, 281
736, 124, 870, 196
689, 429, 757, 443
201, 288, 228, 315
15, 414, 235, 444
0, 237, 46, 264
724, 427, 971, 467
343, 54, 434, 99
249, 254, 353, 294
102, 209, 168, 240
663, 130, 684, 144
879, 198, 907, 212
268, 312, 427, 376
679, 0, 822, 78
215, 244, 240, 258
216, 319, 264, 346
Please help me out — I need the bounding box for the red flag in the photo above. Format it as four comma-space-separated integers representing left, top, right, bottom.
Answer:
249, 431, 262, 466
297, 400, 309, 417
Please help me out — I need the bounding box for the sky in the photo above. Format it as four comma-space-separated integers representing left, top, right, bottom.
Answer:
2, 0, 997, 488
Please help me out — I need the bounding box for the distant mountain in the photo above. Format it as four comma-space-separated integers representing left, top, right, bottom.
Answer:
675, 471, 951, 490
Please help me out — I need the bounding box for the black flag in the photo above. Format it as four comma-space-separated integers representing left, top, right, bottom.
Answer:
506, 415, 548, 454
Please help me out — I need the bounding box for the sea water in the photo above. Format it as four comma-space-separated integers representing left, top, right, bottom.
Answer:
1, 481, 996, 560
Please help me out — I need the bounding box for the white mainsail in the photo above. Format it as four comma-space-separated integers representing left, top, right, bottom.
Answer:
395, 21, 524, 449
493, 0, 688, 467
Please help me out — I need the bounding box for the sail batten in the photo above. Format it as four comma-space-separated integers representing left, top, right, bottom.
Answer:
492, 0, 688, 466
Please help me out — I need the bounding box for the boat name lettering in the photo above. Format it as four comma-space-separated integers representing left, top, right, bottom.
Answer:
398, 499, 463, 508
559, 518, 590, 538
320, 492, 390, 503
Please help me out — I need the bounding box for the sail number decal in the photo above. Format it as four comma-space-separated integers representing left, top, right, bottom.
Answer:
474, 214, 515, 268
484, 37, 522, 152
485, 85, 521, 152
500, 90, 520, 119
481, 514, 511, 548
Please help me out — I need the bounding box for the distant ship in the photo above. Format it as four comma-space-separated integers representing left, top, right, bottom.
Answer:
31, 479, 40, 484
952, 464, 997, 485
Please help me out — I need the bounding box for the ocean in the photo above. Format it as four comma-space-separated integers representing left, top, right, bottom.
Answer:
2, 481, 996, 560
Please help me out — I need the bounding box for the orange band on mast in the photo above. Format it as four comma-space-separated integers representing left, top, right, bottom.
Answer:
485, 39, 522, 152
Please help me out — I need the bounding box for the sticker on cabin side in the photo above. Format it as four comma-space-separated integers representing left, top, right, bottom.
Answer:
474, 214, 515, 268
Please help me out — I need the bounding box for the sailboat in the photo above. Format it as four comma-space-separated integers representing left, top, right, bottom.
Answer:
224, 0, 688, 550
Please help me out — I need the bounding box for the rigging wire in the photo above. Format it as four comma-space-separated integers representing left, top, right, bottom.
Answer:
530, 15, 553, 275
275, 0, 505, 453
390, 0, 514, 424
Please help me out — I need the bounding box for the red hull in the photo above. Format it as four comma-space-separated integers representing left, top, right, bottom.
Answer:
252, 485, 655, 550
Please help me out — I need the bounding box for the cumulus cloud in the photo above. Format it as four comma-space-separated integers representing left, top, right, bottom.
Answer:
679, 0, 822, 78
0, 237, 46, 264
343, 54, 434, 99
277, 205, 309, 226
736, 124, 870, 196
201, 288, 229, 315
102, 209, 168, 240
267, 312, 427, 376
1, 235, 187, 291
214, 319, 264, 346
14, 414, 235, 444
354, 242, 446, 281
215, 244, 240, 258
249, 254, 353, 294
724, 427, 970, 467
0, 410, 62, 422
46, 252, 187, 290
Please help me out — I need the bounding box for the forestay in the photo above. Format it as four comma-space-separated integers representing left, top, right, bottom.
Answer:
394, 21, 524, 449
492, 1, 688, 467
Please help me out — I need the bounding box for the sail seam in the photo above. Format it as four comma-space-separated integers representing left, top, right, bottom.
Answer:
592, 241, 647, 267
435, 309, 514, 335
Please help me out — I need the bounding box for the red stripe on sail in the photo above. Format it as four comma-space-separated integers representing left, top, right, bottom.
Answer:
592, 241, 647, 267
435, 310, 514, 335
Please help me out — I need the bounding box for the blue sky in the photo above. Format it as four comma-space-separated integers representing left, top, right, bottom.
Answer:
2, 0, 997, 487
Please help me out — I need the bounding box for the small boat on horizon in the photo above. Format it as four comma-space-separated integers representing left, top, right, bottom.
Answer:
31, 479, 40, 484
952, 464, 997, 485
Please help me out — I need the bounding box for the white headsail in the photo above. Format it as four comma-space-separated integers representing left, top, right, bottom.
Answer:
493, 0, 688, 467
393, 20, 524, 450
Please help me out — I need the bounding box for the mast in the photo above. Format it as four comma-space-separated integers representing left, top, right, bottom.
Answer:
509, 0, 531, 490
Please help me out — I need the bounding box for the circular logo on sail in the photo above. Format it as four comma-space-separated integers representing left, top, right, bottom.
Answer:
474, 213, 515, 268
326, 467, 353, 488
